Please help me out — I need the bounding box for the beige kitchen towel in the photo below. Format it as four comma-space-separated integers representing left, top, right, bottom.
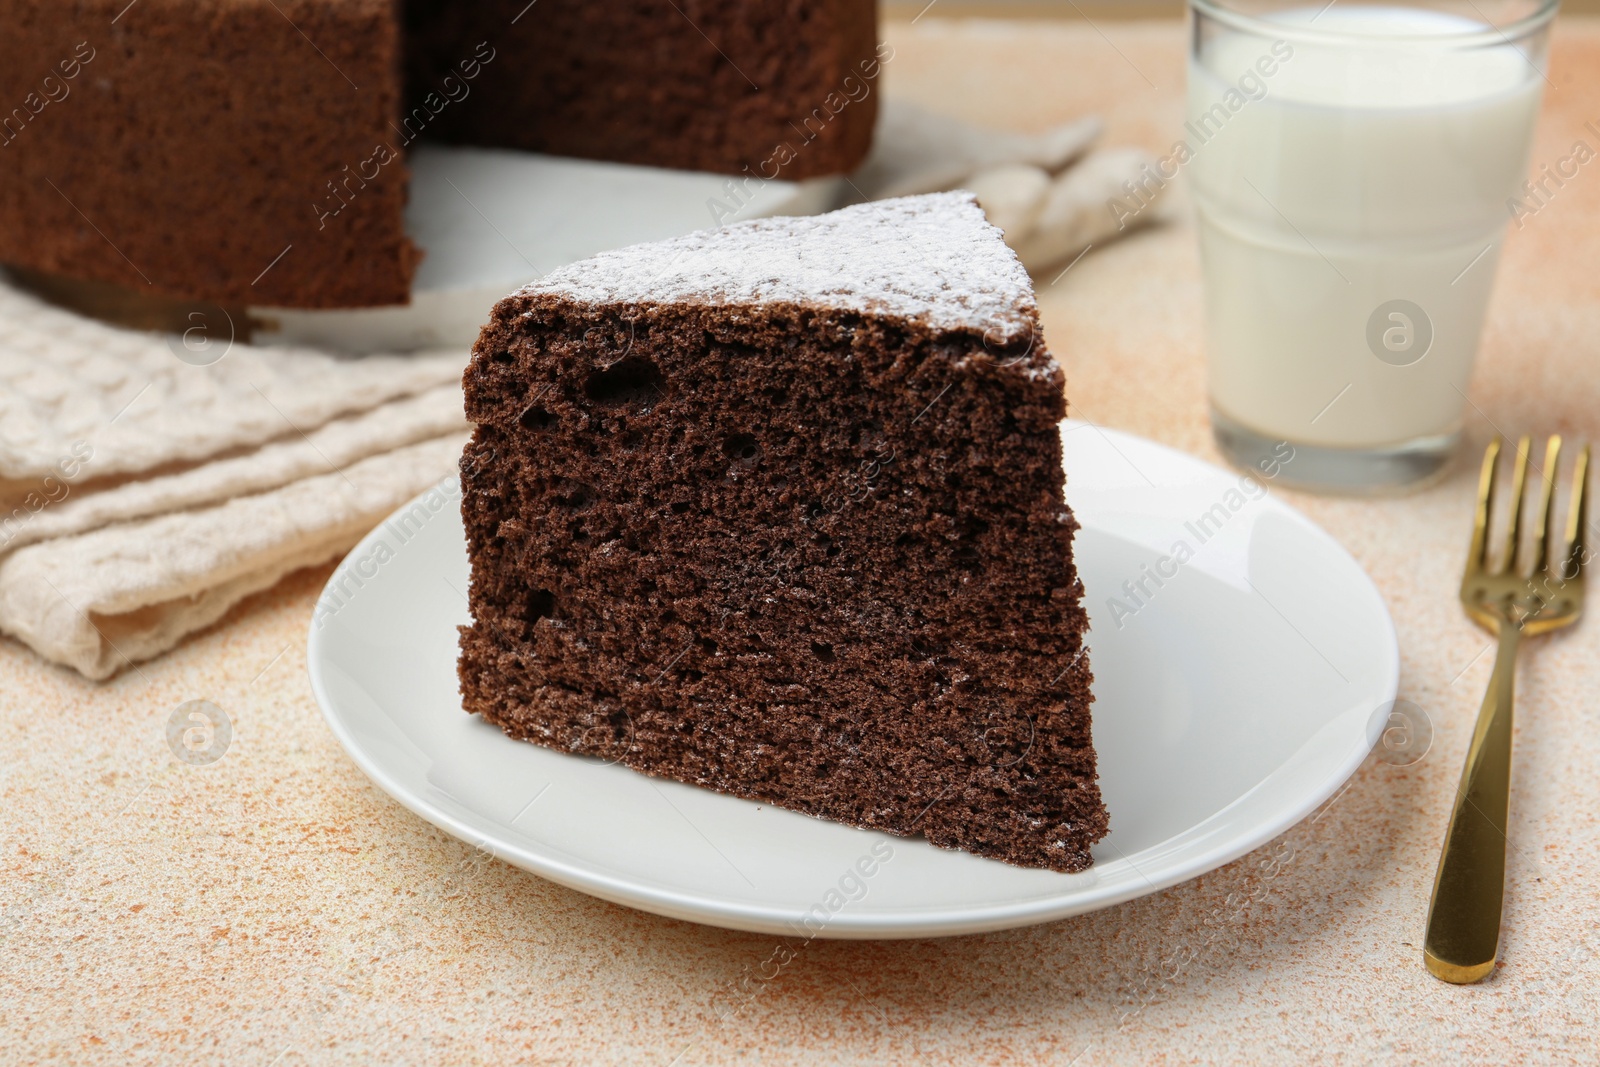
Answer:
1007, 147, 1170, 270
0, 383, 466, 555
850, 98, 1104, 200
0, 433, 469, 680
0, 279, 465, 486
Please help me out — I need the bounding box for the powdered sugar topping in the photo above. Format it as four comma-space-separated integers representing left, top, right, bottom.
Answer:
514, 193, 1038, 342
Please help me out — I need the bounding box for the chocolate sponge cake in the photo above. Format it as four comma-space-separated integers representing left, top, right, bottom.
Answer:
458, 193, 1106, 871
0, 0, 418, 309
407, 0, 879, 178
0, 0, 877, 309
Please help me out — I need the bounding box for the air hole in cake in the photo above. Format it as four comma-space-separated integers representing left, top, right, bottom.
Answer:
984, 336, 1034, 365
810, 642, 836, 663
670, 501, 692, 515
520, 405, 556, 432
525, 589, 556, 626
849, 421, 882, 447
722, 433, 761, 467
584, 356, 667, 409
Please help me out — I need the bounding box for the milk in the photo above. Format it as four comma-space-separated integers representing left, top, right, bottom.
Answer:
1188, 6, 1545, 449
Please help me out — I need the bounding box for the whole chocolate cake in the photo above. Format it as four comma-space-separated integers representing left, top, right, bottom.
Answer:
0, 0, 878, 309
458, 193, 1106, 871
407, 0, 879, 177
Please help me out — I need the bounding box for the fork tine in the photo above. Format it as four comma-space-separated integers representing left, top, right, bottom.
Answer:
1501, 436, 1533, 575
1469, 437, 1501, 571
1565, 443, 1591, 581
1531, 436, 1562, 575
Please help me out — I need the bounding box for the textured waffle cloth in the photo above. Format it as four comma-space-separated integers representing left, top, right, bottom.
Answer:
0, 280, 468, 679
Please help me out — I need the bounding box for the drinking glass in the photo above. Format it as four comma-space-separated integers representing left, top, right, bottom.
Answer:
1188, 0, 1558, 492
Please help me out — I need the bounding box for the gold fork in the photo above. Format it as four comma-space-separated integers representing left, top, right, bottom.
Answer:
1424, 435, 1589, 983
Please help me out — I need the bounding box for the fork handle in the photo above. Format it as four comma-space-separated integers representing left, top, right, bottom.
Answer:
1424, 623, 1521, 983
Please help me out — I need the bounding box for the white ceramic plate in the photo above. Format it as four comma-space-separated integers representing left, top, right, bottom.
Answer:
252, 144, 839, 353
307, 421, 1399, 938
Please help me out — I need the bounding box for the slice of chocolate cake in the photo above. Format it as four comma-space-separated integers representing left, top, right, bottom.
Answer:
458, 192, 1106, 871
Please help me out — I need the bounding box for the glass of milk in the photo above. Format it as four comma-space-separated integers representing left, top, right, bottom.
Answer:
1188, 0, 1557, 492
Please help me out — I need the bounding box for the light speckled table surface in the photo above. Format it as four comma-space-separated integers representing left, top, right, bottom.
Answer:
6, 15, 1600, 1065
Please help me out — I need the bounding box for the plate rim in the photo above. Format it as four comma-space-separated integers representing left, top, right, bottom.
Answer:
306, 421, 1399, 938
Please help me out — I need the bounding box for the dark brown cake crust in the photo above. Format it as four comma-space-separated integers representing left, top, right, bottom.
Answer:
0, 0, 419, 309
407, 0, 879, 180
457, 295, 1107, 872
